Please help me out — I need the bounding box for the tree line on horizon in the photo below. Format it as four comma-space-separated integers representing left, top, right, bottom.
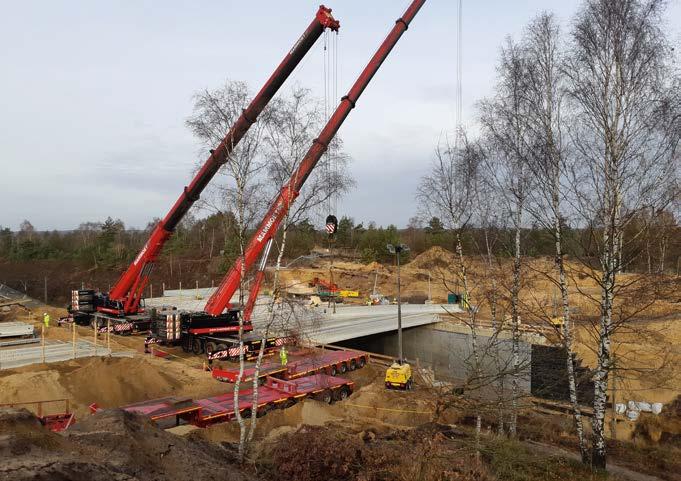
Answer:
1, 209, 679, 275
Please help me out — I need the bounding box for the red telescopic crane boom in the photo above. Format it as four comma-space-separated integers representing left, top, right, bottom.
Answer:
103, 7, 340, 316
204, 0, 426, 316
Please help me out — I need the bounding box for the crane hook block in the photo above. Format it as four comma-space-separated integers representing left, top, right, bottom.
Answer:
325, 215, 338, 237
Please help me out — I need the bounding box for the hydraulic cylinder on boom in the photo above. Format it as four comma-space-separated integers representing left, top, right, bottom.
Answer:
204, 0, 427, 318
71, 6, 339, 324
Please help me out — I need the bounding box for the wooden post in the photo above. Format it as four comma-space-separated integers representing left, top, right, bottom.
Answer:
162, 282, 165, 296
41, 325, 46, 363
107, 319, 111, 353
179, 281, 182, 295
72, 322, 76, 359
195, 280, 199, 299
150, 284, 153, 299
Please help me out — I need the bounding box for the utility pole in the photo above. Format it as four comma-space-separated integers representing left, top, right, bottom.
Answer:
387, 243, 409, 363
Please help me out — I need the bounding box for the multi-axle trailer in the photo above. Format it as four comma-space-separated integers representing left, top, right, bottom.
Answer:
211, 348, 368, 383
122, 374, 354, 428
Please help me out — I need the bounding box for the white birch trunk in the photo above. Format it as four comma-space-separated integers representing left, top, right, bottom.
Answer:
509, 206, 522, 438
455, 233, 482, 444
553, 190, 588, 461
246, 228, 288, 444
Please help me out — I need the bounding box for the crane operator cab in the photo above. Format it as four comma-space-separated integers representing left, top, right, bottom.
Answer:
385, 360, 413, 390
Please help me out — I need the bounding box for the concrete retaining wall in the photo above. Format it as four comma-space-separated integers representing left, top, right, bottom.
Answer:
339, 324, 532, 394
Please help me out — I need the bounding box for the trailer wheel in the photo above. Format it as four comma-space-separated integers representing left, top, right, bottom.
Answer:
349, 359, 357, 371
205, 342, 217, 356
191, 338, 202, 355
319, 390, 333, 404
181, 339, 190, 353
330, 365, 337, 376
335, 386, 350, 401
240, 408, 252, 419
358, 357, 366, 368
340, 362, 348, 374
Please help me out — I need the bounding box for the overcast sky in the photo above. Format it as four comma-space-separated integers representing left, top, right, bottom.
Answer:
1, 0, 680, 231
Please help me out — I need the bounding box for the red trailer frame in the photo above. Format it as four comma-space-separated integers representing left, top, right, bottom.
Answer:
122, 374, 354, 428
210, 348, 368, 383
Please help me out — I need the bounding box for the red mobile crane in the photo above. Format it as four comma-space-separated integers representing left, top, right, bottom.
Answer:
69, 6, 340, 329
158, 0, 426, 359
204, 0, 426, 321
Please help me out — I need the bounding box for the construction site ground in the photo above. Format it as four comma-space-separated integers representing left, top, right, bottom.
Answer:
1, 246, 680, 480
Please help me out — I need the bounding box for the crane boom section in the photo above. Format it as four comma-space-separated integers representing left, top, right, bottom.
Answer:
204, 0, 426, 316
107, 7, 340, 314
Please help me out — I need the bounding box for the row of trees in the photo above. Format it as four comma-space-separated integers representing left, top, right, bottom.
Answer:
417, 0, 680, 470
3, 211, 679, 275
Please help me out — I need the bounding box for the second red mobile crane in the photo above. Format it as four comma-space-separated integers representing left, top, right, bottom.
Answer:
163, 0, 427, 358
203, 0, 426, 319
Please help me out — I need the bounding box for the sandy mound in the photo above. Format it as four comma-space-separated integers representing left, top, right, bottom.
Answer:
62, 356, 185, 409
68, 409, 248, 480
406, 246, 457, 270
0, 408, 251, 481
196, 399, 343, 444
0, 355, 219, 417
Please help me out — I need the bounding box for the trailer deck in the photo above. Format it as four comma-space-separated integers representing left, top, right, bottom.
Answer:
122, 374, 353, 428
210, 348, 368, 383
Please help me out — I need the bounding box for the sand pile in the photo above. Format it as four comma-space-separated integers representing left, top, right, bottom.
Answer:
196, 399, 343, 444
406, 246, 457, 271
62, 356, 184, 409
0, 408, 251, 481
0, 355, 219, 417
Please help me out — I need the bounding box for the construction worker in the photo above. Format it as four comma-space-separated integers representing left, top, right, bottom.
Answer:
43, 312, 50, 329
279, 346, 288, 367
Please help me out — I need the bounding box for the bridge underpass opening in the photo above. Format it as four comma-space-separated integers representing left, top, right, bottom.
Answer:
336, 323, 593, 405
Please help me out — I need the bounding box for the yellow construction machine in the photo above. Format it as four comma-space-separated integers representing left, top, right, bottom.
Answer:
385, 361, 413, 390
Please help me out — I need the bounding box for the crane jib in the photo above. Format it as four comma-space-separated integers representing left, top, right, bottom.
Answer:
203, 0, 427, 316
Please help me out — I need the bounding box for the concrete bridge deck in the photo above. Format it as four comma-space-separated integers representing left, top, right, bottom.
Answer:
146, 290, 455, 344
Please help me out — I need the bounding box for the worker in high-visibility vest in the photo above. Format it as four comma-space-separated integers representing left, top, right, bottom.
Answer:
43, 312, 50, 329
279, 346, 288, 366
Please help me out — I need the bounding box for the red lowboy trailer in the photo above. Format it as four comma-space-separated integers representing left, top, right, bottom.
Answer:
122, 374, 354, 428
211, 348, 368, 383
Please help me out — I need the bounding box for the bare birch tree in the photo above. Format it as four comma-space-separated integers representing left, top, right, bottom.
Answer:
264, 86, 353, 254
241, 86, 353, 450
479, 38, 535, 437
417, 133, 484, 440
186, 79, 271, 461
564, 0, 681, 468
517, 12, 590, 461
